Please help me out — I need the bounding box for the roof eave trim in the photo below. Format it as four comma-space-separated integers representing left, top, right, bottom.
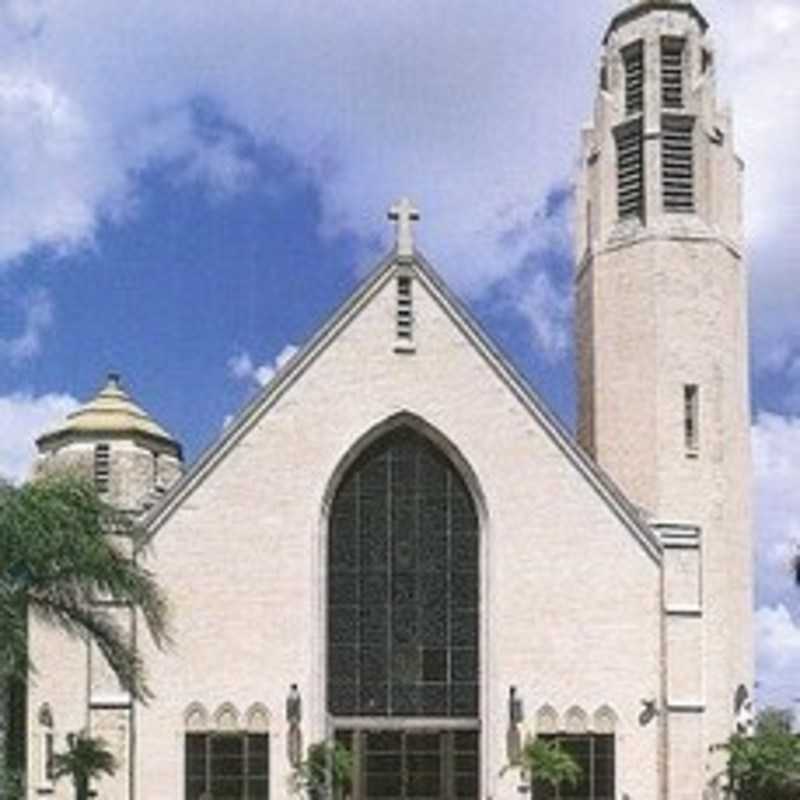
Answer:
36, 428, 183, 459
143, 245, 659, 563
141, 249, 401, 537
410, 252, 661, 563
603, 2, 709, 44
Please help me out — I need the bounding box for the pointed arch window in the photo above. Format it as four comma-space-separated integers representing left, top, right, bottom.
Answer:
327, 426, 479, 718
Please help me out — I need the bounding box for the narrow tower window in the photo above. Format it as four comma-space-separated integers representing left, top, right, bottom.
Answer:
661, 37, 686, 109
44, 733, 54, 782
94, 443, 111, 493
684, 385, 700, 454
662, 116, 695, 213
623, 41, 644, 116
615, 119, 645, 220
396, 274, 413, 343
702, 48, 714, 75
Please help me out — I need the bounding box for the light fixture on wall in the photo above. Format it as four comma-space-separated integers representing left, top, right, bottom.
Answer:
509, 686, 524, 725
286, 684, 303, 767
639, 698, 659, 726
286, 684, 302, 725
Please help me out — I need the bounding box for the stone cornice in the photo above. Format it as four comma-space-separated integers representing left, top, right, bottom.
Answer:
604, 2, 709, 45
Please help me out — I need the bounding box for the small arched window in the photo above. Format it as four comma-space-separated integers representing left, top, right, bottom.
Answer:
327, 426, 479, 718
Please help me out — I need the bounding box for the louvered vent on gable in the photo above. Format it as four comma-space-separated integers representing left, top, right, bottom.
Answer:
396, 274, 413, 342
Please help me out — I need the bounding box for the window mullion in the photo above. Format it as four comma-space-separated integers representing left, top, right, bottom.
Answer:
205, 735, 211, 799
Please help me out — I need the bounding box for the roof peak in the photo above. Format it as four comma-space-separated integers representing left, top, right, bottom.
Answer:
36, 372, 182, 457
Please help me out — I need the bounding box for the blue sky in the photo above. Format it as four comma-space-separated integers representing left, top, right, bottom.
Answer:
1, 0, 799, 714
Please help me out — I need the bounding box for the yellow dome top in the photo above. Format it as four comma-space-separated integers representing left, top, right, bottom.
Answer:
37, 373, 181, 456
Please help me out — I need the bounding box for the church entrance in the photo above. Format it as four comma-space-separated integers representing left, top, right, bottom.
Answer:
327, 424, 481, 800
335, 729, 479, 800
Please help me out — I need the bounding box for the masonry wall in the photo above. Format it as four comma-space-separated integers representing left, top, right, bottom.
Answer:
136, 265, 663, 800
26, 437, 182, 800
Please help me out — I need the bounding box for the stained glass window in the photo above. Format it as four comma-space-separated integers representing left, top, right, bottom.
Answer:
185, 733, 269, 800
328, 427, 479, 718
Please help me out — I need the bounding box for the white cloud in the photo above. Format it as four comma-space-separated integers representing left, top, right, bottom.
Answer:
0, 1, 618, 289
0, 391, 79, 484
756, 605, 800, 713
0, 288, 53, 362
0, 1, 794, 366
704, 0, 800, 372
511, 269, 572, 361
753, 413, 800, 709
228, 344, 298, 388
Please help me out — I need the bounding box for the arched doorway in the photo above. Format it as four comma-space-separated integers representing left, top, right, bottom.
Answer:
327, 425, 480, 800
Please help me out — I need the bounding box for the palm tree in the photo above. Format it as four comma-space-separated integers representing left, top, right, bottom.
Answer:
517, 736, 582, 798
52, 731, 117, 800
0, 474, 170, 791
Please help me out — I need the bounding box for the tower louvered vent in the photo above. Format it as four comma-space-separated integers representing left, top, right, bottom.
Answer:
616, 120, 644, 220
661, 38, 685, 109
94, 443, 110, 493
623, 42, 644, 116
662, 116, 695, 213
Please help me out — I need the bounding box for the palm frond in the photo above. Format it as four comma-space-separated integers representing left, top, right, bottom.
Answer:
52, 731, 117, 782
1, 474, 170, 701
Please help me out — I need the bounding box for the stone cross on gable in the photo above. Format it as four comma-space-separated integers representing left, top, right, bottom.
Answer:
388, 197, 420, 258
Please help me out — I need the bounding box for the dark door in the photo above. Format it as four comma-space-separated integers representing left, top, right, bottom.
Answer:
338, 729, 479, 800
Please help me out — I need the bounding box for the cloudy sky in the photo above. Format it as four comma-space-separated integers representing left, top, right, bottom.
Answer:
1, 0, 799, 715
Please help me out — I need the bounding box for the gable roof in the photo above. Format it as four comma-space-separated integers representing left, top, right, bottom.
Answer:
143, 248, 661, 562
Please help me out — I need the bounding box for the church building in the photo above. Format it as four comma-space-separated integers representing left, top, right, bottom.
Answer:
25, 1, 753, 798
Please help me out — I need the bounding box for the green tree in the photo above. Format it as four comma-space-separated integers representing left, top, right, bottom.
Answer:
504, 735, 582, 797
715, 708, 800, 799
0, 475, 170, 793
52, 731, 116, 800
292, 740, 353, 800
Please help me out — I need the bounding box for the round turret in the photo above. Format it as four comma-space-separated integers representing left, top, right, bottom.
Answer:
35, 373, 183, 512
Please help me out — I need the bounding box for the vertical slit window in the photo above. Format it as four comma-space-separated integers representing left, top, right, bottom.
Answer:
684, 384, 699, 454
702, 48, 714, 75
397, 275, 413, 342
662, 116, 695, 213
661, 38, 685, 109
623, 41, 644, 116
615, 120, 645, 221
45, 732, 55, 781
94, 443, 111, 494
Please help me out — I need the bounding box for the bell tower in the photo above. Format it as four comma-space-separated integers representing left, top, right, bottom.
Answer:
575, 0, 752, 795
